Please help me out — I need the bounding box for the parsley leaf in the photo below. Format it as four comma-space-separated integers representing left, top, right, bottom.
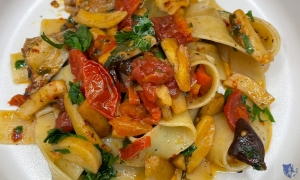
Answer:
15, 60, 26, 69
13, 126, 23, 134
84, 145, 119, 180
181, 144, 197, 157
246, 10, 255, 22
68, 81, 85, 105
63, 25, 92, 52
41, 25, 92, 52
53, 148, 71, 154
249, 104, 275, 122
114, 10, 155, 52
122, 137, 132, 148
43, 128, 86, 144
224, 88, 233, 102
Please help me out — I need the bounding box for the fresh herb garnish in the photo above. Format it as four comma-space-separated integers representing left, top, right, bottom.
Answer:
43, 128, 86, 144
189, 22, 193, 28
249, 104, 275, 122
114, 10, 155, 52
63, 25, 92, 52
224, 88, 233, 102
41, 25, 92, 52
13, 126, 23, 134
15, 60, 26, 69
68, 81, 85, 105
246, 10, 255, 22
84, 145, 119, 180
155, 50, 166, 59
41, 32, 65, 49
181, 144, 197, 157
241, 34, 254, 54
53, 148, 71, 154
122, 137, 132, 148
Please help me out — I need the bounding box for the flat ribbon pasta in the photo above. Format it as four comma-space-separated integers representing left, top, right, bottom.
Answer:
122, 111, 197, 167
185, 4, 280, 63
206, 112, 271, 172
35, 112, 84, 180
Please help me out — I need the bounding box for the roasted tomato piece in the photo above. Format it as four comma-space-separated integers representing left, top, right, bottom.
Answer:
119, 136, 151, 160
224, 89, 250, 131
109, 115, 152, 136
151, 14, 193, 45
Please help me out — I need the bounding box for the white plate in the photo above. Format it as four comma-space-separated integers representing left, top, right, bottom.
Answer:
0, 0, 299, 179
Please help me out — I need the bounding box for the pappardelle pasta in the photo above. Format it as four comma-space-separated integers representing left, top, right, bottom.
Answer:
0, 0, 280, 179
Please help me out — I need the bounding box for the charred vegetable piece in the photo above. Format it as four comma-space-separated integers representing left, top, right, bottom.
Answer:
228, 118, 266, 170
22, 35, 69, 95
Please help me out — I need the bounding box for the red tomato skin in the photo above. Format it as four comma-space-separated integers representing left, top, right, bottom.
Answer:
109, 115, 152, 136
55, 111, 74, 132
224, 89, 250, 131
151, 14, 193, 45
138, 91, 161, 123
119, 100, 148, 120
8, 94, 28, 107
130, 52, 175, 102
69, 49, 87, 81
83, 61, 120, 119
94, 35, 117, 54
119, 136, 151, 160
195, 65, 213, 95
115, 0, 141, 30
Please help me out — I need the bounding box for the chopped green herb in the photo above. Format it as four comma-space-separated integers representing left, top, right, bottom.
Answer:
122, 138, 132, 148
15, 60, 26, 69
249, 104, 275, 122
67, 15, 78, 25
155, 50, 166, 59
43, 128, 86, 144
241, 34, 254, 54
263, 107, 275, 122
63, 25, 92, 52
224, 88, 233, 102
13, 126, 23, 134
189, 22, 193, 28
114, 10, 155, 52
41, 32, 65, 49
181, 144, 197, 157
85, 145, 119, 180
68, 81, 85, 105
53, 148, 71, 154
241, 94, 248, 104
246, 10, 255, 22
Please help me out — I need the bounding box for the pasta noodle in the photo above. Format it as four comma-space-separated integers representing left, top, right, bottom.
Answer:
0, 0, 281, 179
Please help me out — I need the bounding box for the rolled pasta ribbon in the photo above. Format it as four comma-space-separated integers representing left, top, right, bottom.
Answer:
15, 80, 68, 121
187, 42, 226, 80
185, 5, 280, 63
187, 50, 220, 109
206, 112, 271, 172
35, 112, 83, 180
123, 111, 197, 167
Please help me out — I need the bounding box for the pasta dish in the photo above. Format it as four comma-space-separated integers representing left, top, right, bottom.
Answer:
0, 0, 281, 179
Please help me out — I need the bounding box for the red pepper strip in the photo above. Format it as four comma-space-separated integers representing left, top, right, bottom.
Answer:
128, 84, 140, 105
83, 61, 120, 119
119, 136, 151, 160
195, 65, 213, 95
94, 35, 117, 55
224, 89, 250, 131
8, 94, 28, 107
138, 91, 161, 123
109, 115, 152, 136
